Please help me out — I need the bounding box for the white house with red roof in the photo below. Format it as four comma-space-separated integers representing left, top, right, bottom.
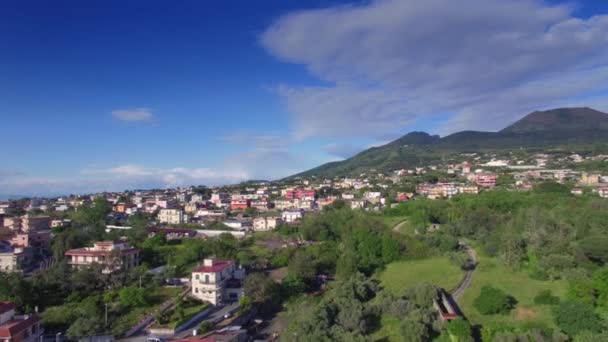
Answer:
191, 258, 246, 305
0, 302, 42, 342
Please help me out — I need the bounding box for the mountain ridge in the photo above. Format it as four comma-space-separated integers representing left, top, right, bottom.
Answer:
286, 107, 608, 179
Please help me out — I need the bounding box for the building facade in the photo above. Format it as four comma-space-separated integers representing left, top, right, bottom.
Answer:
191, 259, 246, 305
64, 241, 139, 274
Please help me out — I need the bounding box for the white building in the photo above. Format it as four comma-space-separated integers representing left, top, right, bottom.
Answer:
282, 210, 303, 224
191, 258, 246, 305
253, 217, 282, 231
157, 209, 185, 224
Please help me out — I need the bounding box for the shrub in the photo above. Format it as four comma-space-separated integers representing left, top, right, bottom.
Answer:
473, 285, 515, 315
534, 290, 560, 305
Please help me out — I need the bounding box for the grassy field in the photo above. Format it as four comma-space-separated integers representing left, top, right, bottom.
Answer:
458, 251, 568, 331
112, 286, 184, 335
379, 257, 464, 295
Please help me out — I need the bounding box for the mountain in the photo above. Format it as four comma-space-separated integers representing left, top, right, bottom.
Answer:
287, 107, 608, 179
501, 107, 608, 133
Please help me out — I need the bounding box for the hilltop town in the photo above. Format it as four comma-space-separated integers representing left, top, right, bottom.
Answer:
0, 147, 607, 340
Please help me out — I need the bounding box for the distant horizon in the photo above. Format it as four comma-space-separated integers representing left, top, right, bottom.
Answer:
3, 0, 608, 196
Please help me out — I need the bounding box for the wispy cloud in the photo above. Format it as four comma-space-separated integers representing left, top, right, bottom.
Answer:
323, 142, 362, 159
261, 0, 608, 137
111, 108, 154, 122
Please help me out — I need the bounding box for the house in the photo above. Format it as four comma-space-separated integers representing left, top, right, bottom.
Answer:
581, 172, 602, 186
599, 187, 608, 199
395, 192, 411, 202
273, 200, 294, 210
0, 242, 33, 273
282, 210, 303, 224
223, 220, 252, 231
252, 217, 282, 231
285, 189, 315, 201
0, 302, 42, 342
148, 227, 197, 240
19, 216, 50, 232
251, 200, 272, 211
157, 209, 185, 225
349, 200, 367, 209
2, 217, 22, 231
184, 202, 202, 214
9, 231, 50, 255
571, 188, 584, 196
475, 174, 497, 188
230, 199, 251, 211
191, 258, 246, 305
64, 241, 139, 274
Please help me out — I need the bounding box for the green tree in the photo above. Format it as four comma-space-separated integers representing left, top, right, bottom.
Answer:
554, 301, 602, 337
447, 318, 473, 342
118, 287, 148, 308
473, 285, 515, 315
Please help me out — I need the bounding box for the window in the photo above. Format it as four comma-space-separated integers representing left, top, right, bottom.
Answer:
204, 274, 209, 283
195, 287, 198, 293
195, 274, 199, 280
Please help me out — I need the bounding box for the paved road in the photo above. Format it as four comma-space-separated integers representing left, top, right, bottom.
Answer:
452, 243, 477, 300
174, 302, 240, 339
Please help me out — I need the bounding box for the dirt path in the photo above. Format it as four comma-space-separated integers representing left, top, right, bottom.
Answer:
392, 220, 408, 233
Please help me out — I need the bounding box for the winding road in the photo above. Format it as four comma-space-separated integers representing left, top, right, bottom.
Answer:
452, 243, 477, 301
391, 220, 478, 301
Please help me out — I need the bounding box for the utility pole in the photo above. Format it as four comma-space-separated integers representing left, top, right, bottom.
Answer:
105, 303, 108, 326
139, 275, 142, 289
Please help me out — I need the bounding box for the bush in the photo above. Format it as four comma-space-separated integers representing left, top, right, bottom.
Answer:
534, 290, 560, 305
473, 286, 515, 315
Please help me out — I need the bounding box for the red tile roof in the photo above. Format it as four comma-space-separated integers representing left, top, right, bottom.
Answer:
192, 259, 233, 273
0, 314, 40, 338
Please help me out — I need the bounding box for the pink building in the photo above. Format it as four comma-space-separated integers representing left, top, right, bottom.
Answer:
475, 174, 497, 188
285, 189, 315, 201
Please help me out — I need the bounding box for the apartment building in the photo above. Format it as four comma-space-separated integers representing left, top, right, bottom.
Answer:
64, 241, 139, 274
21, 216, 50, 232
191, 259, 246, 305
157, 209, 185, 225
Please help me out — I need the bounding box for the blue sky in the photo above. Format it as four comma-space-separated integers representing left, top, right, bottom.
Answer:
2, 0, 608, 197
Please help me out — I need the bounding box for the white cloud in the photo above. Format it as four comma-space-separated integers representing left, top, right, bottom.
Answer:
111, 108, 154, 122
261, 0, 608, 137
323, 142, 362, 159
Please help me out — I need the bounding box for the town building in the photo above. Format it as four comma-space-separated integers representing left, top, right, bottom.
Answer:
20, 216, 50, 233
230, 199, 251, 211
191, 258, 246, 305
0, 242, 33, 273
64, 241, 139, 274
281, 210, 303, 223
157, 209, 185, 225
581, 172, 602, 186
0, 302, 42, 342
285, 189, 315, 201
252, 217, 282, 231
475, 174, 497, 188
